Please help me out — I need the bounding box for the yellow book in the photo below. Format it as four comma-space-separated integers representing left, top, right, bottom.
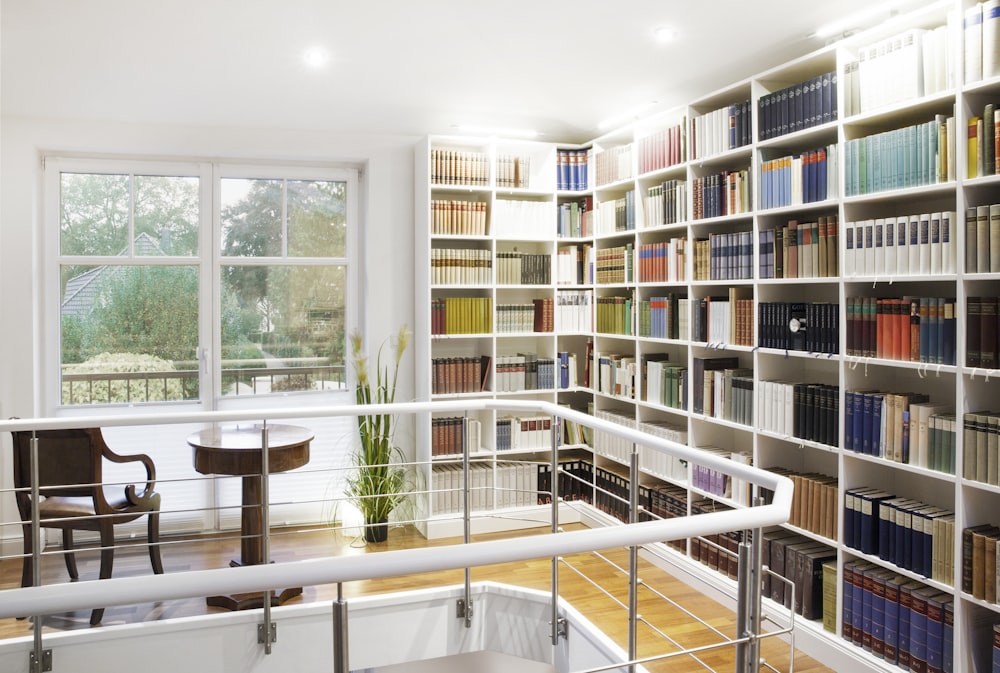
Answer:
969, 116, 981, 179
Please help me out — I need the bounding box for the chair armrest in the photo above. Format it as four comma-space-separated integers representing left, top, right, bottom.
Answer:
91, 429, 158, 503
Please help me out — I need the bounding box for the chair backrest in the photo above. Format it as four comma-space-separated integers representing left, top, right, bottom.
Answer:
10, 428, 103, 498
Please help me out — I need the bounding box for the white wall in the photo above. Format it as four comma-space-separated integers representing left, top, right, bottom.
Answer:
0, 114, 420, 549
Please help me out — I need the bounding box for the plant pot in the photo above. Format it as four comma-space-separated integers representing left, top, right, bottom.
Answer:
364, 518, 389, 543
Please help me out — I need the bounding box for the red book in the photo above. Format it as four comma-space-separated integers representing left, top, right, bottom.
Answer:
876, 299, 887, 359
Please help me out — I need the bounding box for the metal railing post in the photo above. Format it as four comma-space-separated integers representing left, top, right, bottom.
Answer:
461, 414, 472, 628
550, 414, 561, 645
259, 423, 274, 654
748, 500, 764, 673
29, 433, 51, 673
735, 496, 765, 673
332, 583, 349, 673
628, 446, 639, 673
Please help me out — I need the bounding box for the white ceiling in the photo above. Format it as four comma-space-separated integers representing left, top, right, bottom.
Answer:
2, 0, 934, 144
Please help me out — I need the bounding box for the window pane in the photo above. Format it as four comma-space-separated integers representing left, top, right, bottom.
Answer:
134, 175, 200, 257
60, 172, 130, 256
287, 180, 346, 257
60, 265, 200, 405
221, 178, 282, 257
220, 264, 346, 395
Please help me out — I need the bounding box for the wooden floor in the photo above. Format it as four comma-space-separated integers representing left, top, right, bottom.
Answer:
0, 524, 836, 673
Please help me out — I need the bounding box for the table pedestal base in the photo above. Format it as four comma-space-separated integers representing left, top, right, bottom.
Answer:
206, 586, 303, 611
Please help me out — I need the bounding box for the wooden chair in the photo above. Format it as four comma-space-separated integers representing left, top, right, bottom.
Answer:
10, 427, 164, 625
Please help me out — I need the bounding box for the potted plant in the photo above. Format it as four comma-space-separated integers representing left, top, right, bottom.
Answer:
344, 325, 412, 543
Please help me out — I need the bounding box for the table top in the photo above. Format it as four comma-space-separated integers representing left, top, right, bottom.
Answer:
188, 423, 313, 476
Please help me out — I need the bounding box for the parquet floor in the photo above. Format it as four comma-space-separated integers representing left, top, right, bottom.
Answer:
0, 524, 835, 673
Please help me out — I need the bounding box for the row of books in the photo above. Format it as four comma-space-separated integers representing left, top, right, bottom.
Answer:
556, 197, 593, 238
963, 411, 1000, 486
701, 368, 754, 427
643, 358, 688, 412
430, 199, 488, 236
963, 522, 1000, 603
637, 237, 687, 283
691, 356, 739, 415
692, 231, 753, 281
593, 144, 633, 187
555, 244, 591, 285
595, 190, 636, 234
430, 297, 492, 335
765, 469, 838, 540
494, 415, 553, 451
637, 294, 688, 341
966, 103, 1000, 179
691, 168, 752, 220
845, 296, 957, 366
556, 352, 581, 390
762, 530, 836, 622
757, 381, 840, 448
637, 121, 686, 174
966, 204, 1000, 274
692, 289, 754, 347
644, 178, 686, 228
691, 447, 752, 506
595, 244, 634, 284
430, 356, 490, 395
759, 215, 840, 280
494, 353, 556, 393
537, 459, 594, 504
556, 148, 589, 191
495, 299, 552, 334
843, 115, 954, 197
492, 199, 554, 239
757, 70, 836, 141
591, 408, 638, 467
758, 145, 837, 210
431, 416, 481, 456
555, 290, 592, 332
595, 296, 633, 336
757, 301, 840, 354
842, 561, 952, 672
844, 211, 957, 278
594, 352, 636, 399
690, 100, 752, 160
495, 251, 551, 285
844, 390, 955, 471
495, 153, 530, 189
965, 1, 1000, 83
690, 499, 742, 580
637, 419, 689, 481
594, 465, 647, 524
431, 461, 539, 514
431, 248, 491, 285
844, 488, 954, 582
557, 403, 591, 447
647, 483, 689, 552
844, 26, 954, 116
431, 148, 489, 187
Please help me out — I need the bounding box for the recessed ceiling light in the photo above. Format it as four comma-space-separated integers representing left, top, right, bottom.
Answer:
303, 47, 329, 69
652, 27, 677, 44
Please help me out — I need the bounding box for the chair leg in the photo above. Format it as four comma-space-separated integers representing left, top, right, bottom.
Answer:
91, 522, 115, 626
148, 511, 164, 575
62, 529, 79, 580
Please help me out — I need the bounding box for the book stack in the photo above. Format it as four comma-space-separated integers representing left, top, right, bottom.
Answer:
431, 147, 489, 186
965, 204, 1000, 273
594, 465, 650, 524
557, 197, 593, 238
643, 357, 688, 412
841, 562, 953, 670
595, 245, 634, 284
495, 152, 530, 189
844, 390, 955, 470
431, 248, 491, 285
647, 484, 689, 552
758, 145, 837, 209
962, 523, 1000, 603
637, 120, 686, 173
637, 419, 689, 481
594, 353, 637, 398
492, 200, 556, 238
844, 211, 957, 277
592, 408, 636, 465
637, 293, 683, 340
761, 469, 838, 540
843, 115, 954, 196
494, 299, 552, 333
494, 415, 552, 450
757, 301, 839, 354
556, 244, 590, 285
690, 100, 751, 159
644, 179, 687, 227
556, 290, 592, 332
845, 296, 957, 365
758, 70, 837, 140
842, 27, 954, 115
690, 446, 747, 501
708, 230, 753, 280
701, 368, 754, 426
556, 148, 590, 191
692, 289, 754, 347
536, 458, 594, 504
762, 530, 837, 620
757, 381, 839, 448
430, 297, 492, 335
759, 216, 840, 279
637, 238, 687, 283
962, 412, 1000, 485
595, 190, 636, 233
431, 199, 488, 236
430, 355, 490, 394
965, 1, 1000, 84
595, 296, 633, 335
593, 144, 634, 187
690, 498, 741, 580
556, 403, 589, 447
432, 461, 540, 513
690, 356, 740, 415
691, 169, 752, 219
431, 416, 481, 456
494, 353, 555, 392
495, 250, 551, 285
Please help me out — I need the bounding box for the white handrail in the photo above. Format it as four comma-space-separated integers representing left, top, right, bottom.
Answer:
0, 400, 793, 620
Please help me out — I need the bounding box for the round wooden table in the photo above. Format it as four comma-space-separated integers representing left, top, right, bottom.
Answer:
188, 423, 313, 610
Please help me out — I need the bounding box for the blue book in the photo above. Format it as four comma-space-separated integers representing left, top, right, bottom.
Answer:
870, 569, 892, 658
852, 561, 876, 647
861, 490, 894, 556
909, 587, 933, 673
842, 561, 856, 643
884, 574, 904, 665
897, 581, 921, 671
925, 592, 948, 673
861, 566, 876, 651
942, 599, 953, 673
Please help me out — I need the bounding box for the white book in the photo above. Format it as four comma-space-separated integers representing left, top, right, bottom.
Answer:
918, 213, 932, 274
910, 403, 947, 468
987, 205, 1000, 272
874, 218, 886, 275
895, 217, 909, 275
942, 211, 956, 274
845, 220, 856, 276
865, 219, 875, 276
885, 216, 897, 276
966, 3, 985, 84
930, 212, 942, 274
908, 214, 921, 274
985, 0, 1000, 79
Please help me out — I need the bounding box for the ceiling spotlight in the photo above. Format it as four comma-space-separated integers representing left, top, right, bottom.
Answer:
653, 27, 677, 44
303, 47, 329, 68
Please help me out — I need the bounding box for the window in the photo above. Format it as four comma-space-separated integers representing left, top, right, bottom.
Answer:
45, 157, 361, 535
